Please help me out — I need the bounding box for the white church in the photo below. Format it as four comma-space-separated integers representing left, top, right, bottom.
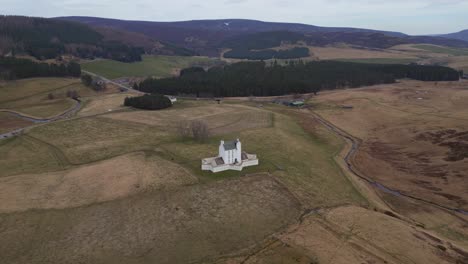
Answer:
201, 139, 259, 173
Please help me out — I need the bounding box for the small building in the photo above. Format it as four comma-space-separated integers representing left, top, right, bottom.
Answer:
289, 100, 305, 107
462, 74, 468, 80
201, 139, 259, 173
165, 95, 177, 104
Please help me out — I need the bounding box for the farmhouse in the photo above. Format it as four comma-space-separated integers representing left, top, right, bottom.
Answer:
201, 139, 259, 173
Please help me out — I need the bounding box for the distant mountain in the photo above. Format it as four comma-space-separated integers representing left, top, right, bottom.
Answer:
439, 29, 468, 42
221, 30, 468, 60
57, 17, 468, 57
57, 17, 407, 37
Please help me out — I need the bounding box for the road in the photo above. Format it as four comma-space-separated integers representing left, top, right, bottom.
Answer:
82, 70, 142, 94
0, 99, 82, 139
1, 70, 140, 140
310, 110, 468, 216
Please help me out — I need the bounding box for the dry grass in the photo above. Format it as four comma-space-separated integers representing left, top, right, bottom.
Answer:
0, 112, 33, 134
312, 80, 468, 210
0, 174, 302, 264
27, 116, 171, 164
104, 104, 238, 125
0, 78, 101, 118
157, 105, 365, 207
311, 80, 468, 245
0, 152, 198, 213
1, 97, 425, 263
0, 135, 66, 177
0, 78, 78, 103
310, 46, 417, 60
78, 93, 133, 117
5, 98, 76, 118
277, 206, 467, 264
105, 104, 273, 135
2, 88, 467, 262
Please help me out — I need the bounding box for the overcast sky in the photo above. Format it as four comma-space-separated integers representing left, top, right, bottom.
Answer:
2, 0, 467, 35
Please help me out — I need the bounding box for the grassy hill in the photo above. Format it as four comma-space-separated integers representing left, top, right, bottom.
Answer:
0, 78, 94, 118
58, 16, 468, 57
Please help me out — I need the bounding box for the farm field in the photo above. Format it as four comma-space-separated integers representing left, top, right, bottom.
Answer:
333, 58, 418, 64
0, 78, 97, 118
81, 55, 221, 79
309, 45, 418, 61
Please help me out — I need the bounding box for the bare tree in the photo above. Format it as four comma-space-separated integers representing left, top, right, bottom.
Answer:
176, 120, 210, 142
191, 120, 210, 142
176, 120, 191, 138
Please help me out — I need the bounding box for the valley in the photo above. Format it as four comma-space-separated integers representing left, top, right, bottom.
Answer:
1, 12, 468, 264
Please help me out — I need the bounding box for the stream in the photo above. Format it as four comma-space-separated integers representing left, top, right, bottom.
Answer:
311, 111, 468, 216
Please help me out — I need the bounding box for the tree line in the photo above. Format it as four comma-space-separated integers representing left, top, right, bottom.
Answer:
124, 94, 172, 110
0, 57, 81, 80
133, 61, 460, 97
0, 16, 144, 62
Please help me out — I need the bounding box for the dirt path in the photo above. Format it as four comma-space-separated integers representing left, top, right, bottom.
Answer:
310, 109, 468, 216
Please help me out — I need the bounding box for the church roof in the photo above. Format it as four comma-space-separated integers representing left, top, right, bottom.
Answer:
223, 140, 237, 150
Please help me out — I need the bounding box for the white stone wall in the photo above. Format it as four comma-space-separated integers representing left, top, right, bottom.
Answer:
235, 141, 242, 163
219, 140, 243, 165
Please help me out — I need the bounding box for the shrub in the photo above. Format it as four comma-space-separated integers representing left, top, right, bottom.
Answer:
81, 74, 93, 86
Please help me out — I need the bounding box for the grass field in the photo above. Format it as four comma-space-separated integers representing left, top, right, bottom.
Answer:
310, 45, 418, 61
0, 78, 97, 118
412, 44, 468, 56
2, 81, 467, 263
0, 112, 33, 134
333, 58, 418, 64
0, 98, 367, 263
18, 101, 363, 209
311, 80, 468, 246
81, 55, 220, 79
0, 78, 77, 103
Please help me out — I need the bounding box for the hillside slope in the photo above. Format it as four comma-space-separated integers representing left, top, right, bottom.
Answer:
57, 17, 468, 57
439, 29, 468, 42
0, 16, 195, 62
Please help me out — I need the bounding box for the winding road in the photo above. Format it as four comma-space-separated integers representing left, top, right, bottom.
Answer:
310, 110, 468, 216
0, 99, 82, 139
0, 69, 139, 140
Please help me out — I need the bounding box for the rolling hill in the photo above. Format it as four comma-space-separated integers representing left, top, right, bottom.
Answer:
439, 29, 468, 42
57, 16, 468, 57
